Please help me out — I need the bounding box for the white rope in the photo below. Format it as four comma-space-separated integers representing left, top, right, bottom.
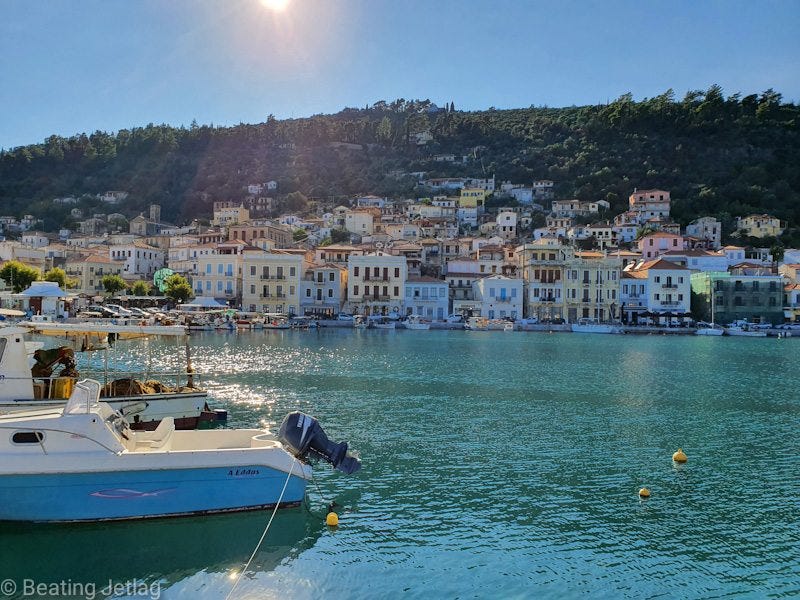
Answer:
225, 458, 298, 600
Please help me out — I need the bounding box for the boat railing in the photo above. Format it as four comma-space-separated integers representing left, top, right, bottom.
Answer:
18, 369, 203, 401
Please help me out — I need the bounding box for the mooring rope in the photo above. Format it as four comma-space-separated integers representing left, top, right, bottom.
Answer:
225, 458, 297, 600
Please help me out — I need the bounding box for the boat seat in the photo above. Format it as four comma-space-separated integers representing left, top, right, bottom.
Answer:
133, 417, 175, 451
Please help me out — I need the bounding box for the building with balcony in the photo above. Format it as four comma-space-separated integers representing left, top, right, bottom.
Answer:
691, 266, 784, 325
300, 263, 347, 317
621, 259, 691, 325
473, 275, 523, 320
735, 214, 785, 239
108, 240, 165, 277
629, 189, 671, 222
686, 217, 722, 249
241, 249, 305, 314
516, 238, 568, 321
563, 251, 622, 323
405, 276, 449, 320
347, 252, 407, 316
65, 253, 124, 295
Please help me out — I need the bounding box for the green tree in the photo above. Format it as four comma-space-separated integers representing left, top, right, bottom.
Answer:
43, 267, 78, 289
292, 228, 308, 242
771, 242, 785, 273
130, 280, 152, 296
330, 228, 350, 244
0, 260, 40, 293
101, 274, 127, 296
164, 274, 193, 303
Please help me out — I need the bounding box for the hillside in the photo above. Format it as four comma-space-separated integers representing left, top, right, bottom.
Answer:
1, 87, 798, 242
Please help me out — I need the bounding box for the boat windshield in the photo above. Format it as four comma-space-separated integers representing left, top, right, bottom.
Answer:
62, 379, 102, 415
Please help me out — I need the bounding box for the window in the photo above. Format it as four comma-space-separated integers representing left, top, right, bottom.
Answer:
306, 289, 311, 297
364, 286, 370, 295
250, 266, 256, 276
290, 267, 296, 276
394, 268, 400, 278
329, 272, 334, 282
354, 267, 360, 276
250, 285, 255, 294
12, 431, 45, 444
328, 289, 333, 298
394, 286, 399, 297
217, 264, 223, 274
353, 285, 359, 296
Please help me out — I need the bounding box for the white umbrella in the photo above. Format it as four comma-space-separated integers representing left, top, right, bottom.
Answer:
0, 308, 25, 317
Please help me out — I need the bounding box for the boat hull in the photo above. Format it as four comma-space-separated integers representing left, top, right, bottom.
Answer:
0, 465, 307, 522
695, 328, 724, 336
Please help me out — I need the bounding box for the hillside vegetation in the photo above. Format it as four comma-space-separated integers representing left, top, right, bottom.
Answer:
1, 87, 798, 242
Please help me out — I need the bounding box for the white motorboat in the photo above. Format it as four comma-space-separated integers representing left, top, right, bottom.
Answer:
373, 318, 396, 330
404, 315, 431, 330
465, 316, 489, 331
695, 322, 724, 336
725, 326, 767, 337
0, 379, 359, 522
0, 323, 224, 430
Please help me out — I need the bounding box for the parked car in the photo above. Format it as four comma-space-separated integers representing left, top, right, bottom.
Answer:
336, 313, 354, 321
86, 305, 121, 318
105, 304, 133, 316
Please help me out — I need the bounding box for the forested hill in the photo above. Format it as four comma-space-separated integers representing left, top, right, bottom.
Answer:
1, 87, 798, 238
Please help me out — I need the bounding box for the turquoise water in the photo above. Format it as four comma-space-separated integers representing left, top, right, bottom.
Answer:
1, 330, 799, 599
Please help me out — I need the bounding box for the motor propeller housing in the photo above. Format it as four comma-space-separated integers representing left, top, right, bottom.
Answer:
278, 412, 361, 475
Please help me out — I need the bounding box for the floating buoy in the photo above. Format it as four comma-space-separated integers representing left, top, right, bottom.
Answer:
326, 512, 339, 527
638, 487, 651, 498
672, 448, 688, 463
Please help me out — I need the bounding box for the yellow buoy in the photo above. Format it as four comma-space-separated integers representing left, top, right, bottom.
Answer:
638, 487, 651, 498
326, 512, 339, 527
672, 448, 688, 463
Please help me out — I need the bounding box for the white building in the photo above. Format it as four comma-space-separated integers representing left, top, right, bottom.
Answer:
686, 217, 722, 249
192, 242, 247, 304
108, 240, 165, 277
496, 211, 518, 240
404, 276, 449, 320
473, 275, 523, 320
300, 263, 347, 317
621, 258, 691, 324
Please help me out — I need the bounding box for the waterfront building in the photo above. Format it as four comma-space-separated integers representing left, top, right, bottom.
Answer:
472, 275, 523, 320
405, 276, 449, 320
660, 249, 729, 272
621, 259, 691, 325
313, 244, 363, 267
445, 258, 485, 315
300, 263, 347, 318
241, 249, 305, 315
783, 284, 800, 323
192, 241, 248, 305
516, 238, 568, 321
563, 250, 622, 323
347, 252, 407, 317
690, 265, 784, 325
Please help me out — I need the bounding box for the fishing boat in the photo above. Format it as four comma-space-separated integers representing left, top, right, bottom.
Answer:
353, 315, 369, 329
373, 317, 396, 330
570, 318, 619, 334
404, 315, 431, 330
0, 323, 223, 430
0, 379, 360, 522
263, 313, 292, 330
465, 316, 489, 331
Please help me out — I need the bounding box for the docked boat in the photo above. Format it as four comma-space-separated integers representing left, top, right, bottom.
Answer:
0, 323, 223, 430
0, 379, 360, 522
465, 316, 489, 331
570, 318, 620, 334
404, 315, 431, 330
263, 313, 292, 330
725, 325, 767, 337
353, 315, 369, 329
373, 317, 396, 330
695, 322, 724, 336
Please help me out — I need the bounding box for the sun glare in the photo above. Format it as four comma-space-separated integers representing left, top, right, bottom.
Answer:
260, 0, 290, 11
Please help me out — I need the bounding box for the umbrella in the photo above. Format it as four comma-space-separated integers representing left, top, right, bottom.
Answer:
0, 308, 25, 317
18, 281, 66, 297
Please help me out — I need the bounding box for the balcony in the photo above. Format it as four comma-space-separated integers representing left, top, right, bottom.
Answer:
260, 275, 286, 280
259, 293, 287, 299
361, 295, 391, 301
492, 297, 514, 303
661, 284, 678, 289
661, 300, 681, 306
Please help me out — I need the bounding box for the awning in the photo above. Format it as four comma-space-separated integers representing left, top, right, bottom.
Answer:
18, 282, 67, 297
183, 296, 226, 308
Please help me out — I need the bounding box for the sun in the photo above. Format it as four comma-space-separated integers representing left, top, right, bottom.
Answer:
260, 0, 290, 11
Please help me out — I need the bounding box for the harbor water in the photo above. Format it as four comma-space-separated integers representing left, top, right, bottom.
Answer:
1, 330, 798, 599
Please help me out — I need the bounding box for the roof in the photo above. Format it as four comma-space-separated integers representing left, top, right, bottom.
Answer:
637, 258, 690, 271
406, 276, 447, 284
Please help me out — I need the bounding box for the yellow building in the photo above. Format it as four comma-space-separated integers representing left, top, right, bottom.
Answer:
459, 188, 488, 208
241, 249, 305, 314
516, 238, 569, 321
563, 250, 622, 323
65, 252, 124, 295
735, 214, 785, 238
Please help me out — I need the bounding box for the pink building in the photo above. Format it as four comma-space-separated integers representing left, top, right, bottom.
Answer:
629, 189, 671, 221
638, 231, 685, 260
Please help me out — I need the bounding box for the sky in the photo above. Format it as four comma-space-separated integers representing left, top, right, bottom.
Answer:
1, 0, 798, 149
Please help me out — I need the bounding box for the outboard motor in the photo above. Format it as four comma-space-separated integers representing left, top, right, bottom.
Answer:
278, 412, 361, 475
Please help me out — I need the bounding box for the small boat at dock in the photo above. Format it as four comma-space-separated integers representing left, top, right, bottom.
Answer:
570, 318, 620, 334
404, 315, 431, 330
